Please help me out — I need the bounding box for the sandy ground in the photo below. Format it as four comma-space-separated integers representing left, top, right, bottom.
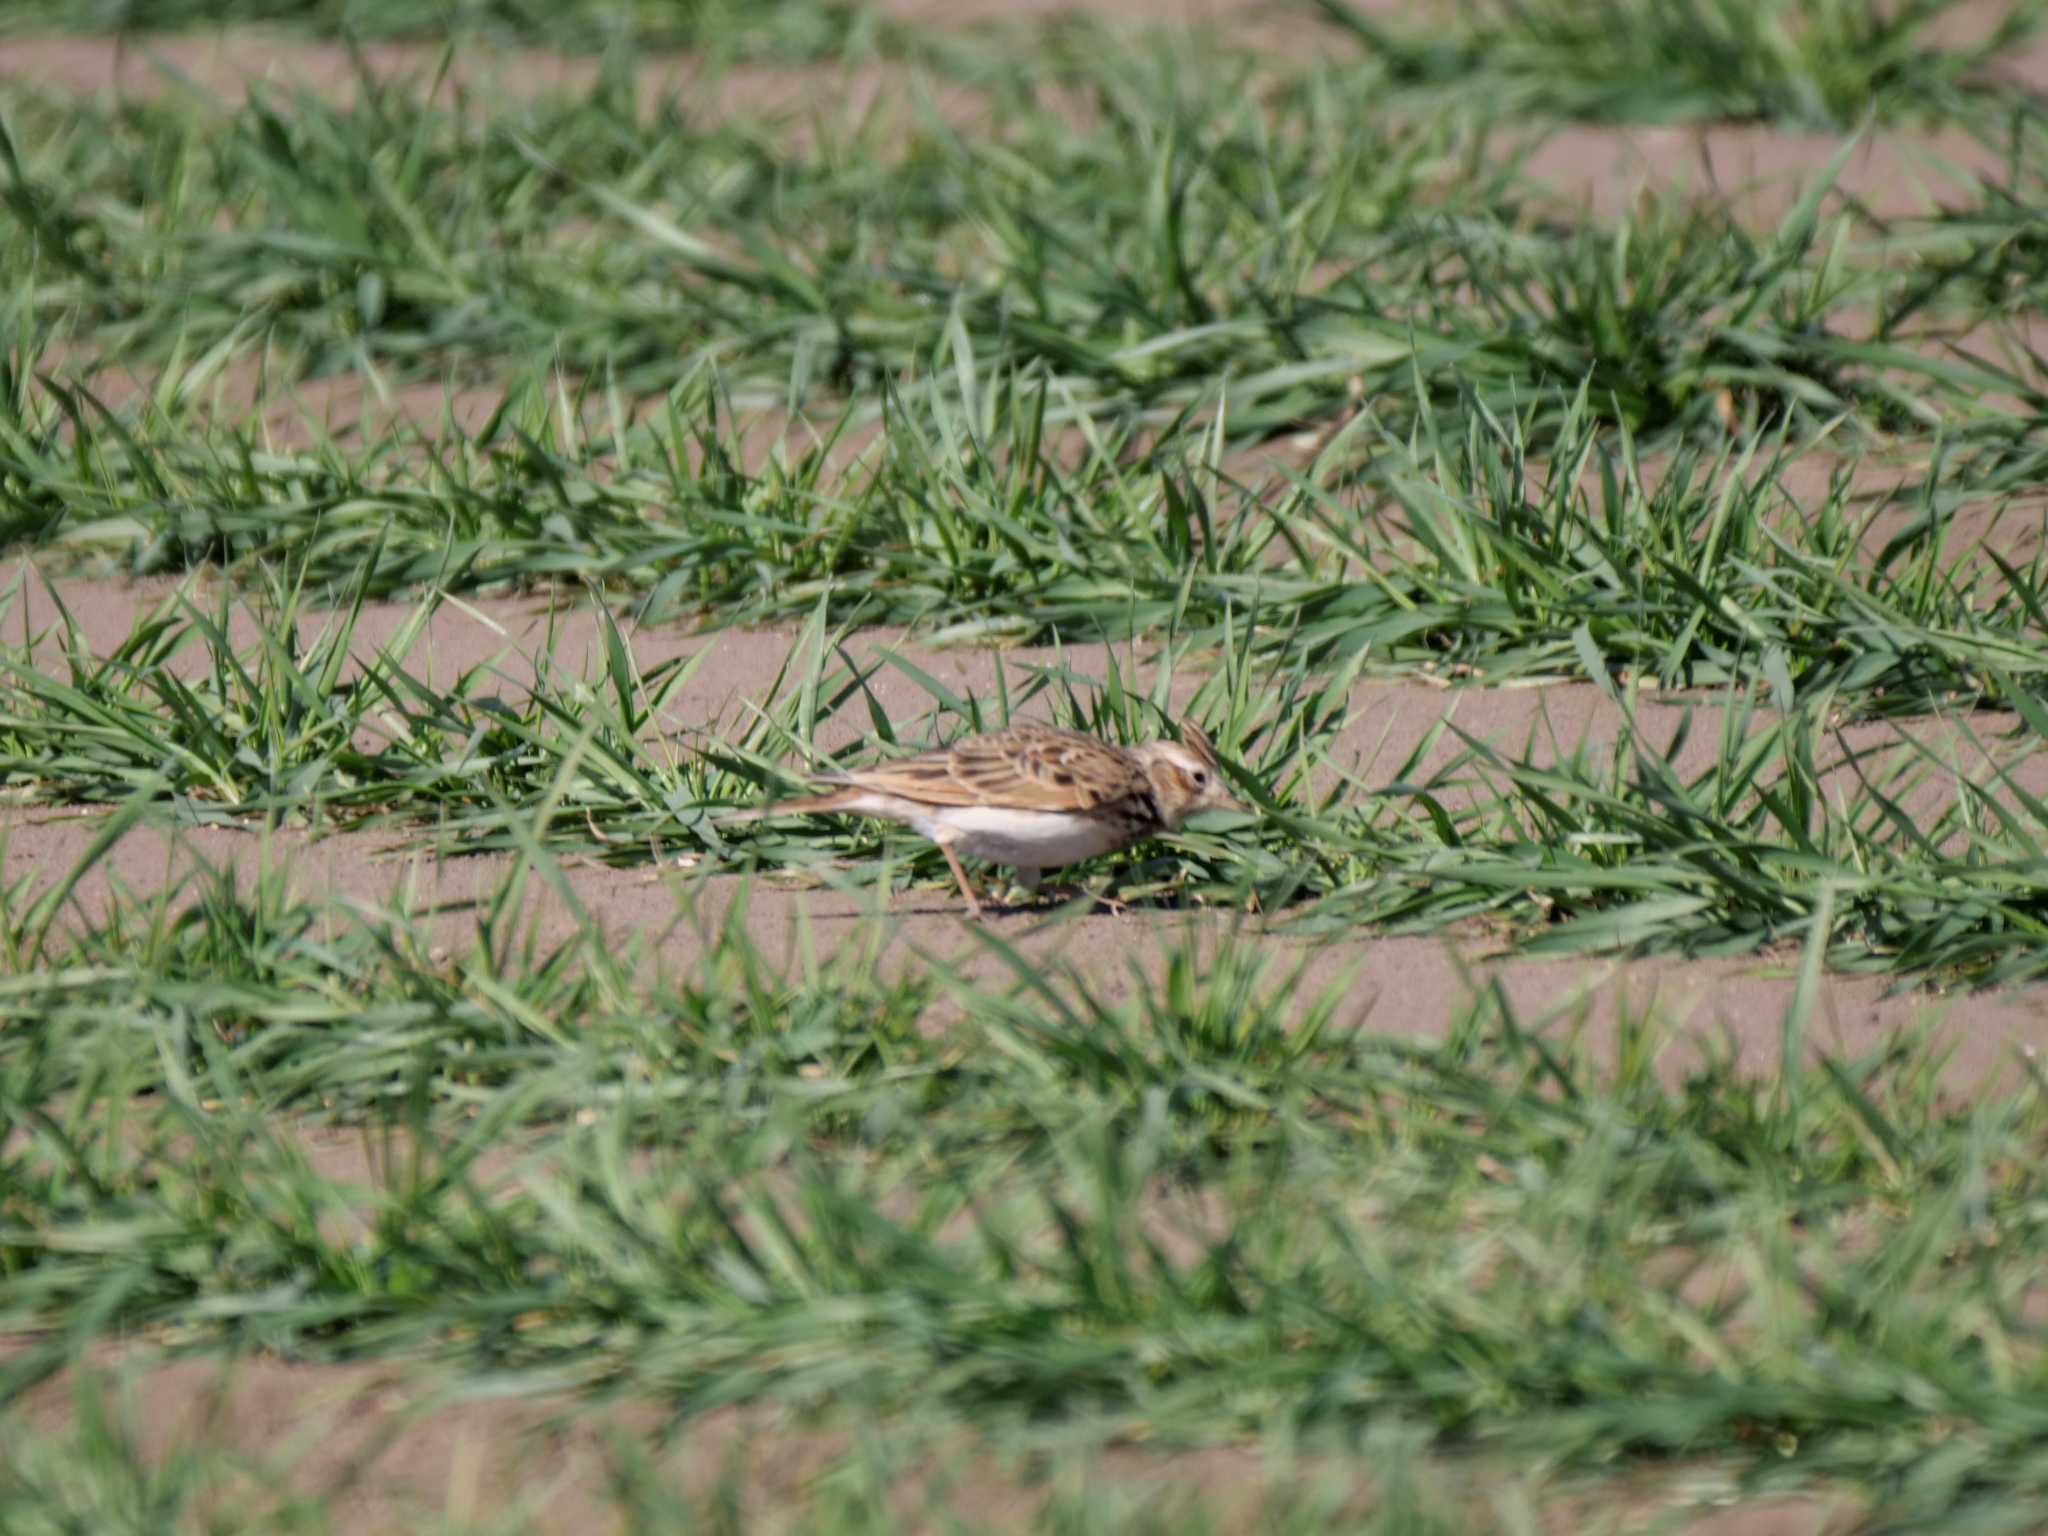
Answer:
4, 4, 2042, 227
11, 799, 2047, 1094
12, 569, 2046, 814
11, 7, 2044, 456
9, 578, 2048, 1098
6, 1346, 1864, 1535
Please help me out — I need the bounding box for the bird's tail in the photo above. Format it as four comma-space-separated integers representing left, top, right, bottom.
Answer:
716, 782, 862, 826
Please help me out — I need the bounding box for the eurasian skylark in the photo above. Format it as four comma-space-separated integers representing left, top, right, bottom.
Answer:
729, 719, 1245, 914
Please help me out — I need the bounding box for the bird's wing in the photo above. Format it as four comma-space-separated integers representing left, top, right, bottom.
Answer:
841, 722, 1146, 811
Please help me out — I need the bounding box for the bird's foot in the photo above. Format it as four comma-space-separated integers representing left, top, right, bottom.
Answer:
1019, 879, 1127, 915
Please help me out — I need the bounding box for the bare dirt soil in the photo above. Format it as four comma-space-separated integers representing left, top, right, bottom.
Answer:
13, 5, 2043, 455
11, 800, 2045, 1094
7, 3, 2041, 226
17, 570, 2047, 825
1508, 119, 2025, 223
11, 577, 2048, 1096
7, 1347, 1863, 1535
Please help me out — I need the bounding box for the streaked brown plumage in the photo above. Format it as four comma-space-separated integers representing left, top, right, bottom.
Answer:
727, 719, 1244, 914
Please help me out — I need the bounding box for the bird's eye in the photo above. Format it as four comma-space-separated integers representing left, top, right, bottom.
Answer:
1192, 770, 1208, 786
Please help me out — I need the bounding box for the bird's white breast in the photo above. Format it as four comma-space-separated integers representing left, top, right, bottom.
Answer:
907, 805, 1129, 871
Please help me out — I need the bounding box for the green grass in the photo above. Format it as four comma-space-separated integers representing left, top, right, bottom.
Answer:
4, 30, 2042, 421
1314, 0, 2048, 129
0, 1389, 1549, 1535
6, 4, 2048, 1528
0, 0, 872, 57
9, 574, 2048, 984
0, 52, 1515, 408
6, 0, 2040, 131
5, 344, 2047, 711
3, 34, 2045, 704
2, 820, 2045, 1526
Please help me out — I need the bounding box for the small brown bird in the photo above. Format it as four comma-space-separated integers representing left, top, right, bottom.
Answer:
727, 719, 1245, 915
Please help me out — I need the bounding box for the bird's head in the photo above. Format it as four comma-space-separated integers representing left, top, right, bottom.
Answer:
1133, 720, 1246, 830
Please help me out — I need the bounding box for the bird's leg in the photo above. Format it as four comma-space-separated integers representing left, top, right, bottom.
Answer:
937, 841, 985, 918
